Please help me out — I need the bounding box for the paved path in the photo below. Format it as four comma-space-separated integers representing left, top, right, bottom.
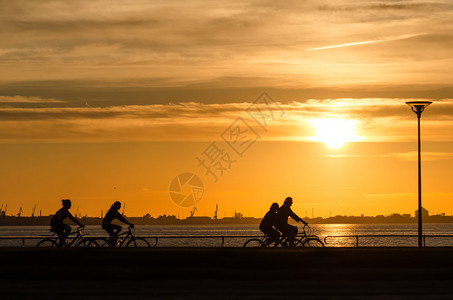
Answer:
1, 247, 453, 299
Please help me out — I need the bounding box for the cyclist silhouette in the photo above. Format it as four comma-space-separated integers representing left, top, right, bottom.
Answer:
102, 201, 134, 247
275, 197, 307, 247
259, 203, 280, 247
50, 199, 84, 246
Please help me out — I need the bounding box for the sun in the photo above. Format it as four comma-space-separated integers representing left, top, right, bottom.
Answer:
308, 118, 362, 149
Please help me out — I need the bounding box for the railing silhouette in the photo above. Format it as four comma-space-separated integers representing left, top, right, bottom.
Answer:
2, 234, 453, 247
0, 235, 264, 247
323, 234, 453, 247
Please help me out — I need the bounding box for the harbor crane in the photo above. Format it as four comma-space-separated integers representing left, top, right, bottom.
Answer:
17, 206, 22, 218
32, 204, 36, 217
122, 203, 126, 216
190, 206, 197, 217
214, 204, 218, 220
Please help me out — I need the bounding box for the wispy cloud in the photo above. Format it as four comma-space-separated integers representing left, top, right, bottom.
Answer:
305, 33, 426, 51
387, 151, 453, 162
0, 1, 452, 94
0, 95, 65, 103
0, 97, 452, 143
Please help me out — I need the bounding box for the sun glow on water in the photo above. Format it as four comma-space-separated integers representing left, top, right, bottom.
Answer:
308, 118, 362, 149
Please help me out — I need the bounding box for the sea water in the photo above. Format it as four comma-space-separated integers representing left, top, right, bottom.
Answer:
1, 223, 453, 247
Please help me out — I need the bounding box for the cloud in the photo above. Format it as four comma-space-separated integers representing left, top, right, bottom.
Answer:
305, 33, 426, 51
0, 95, 64, 104
1, 0, 453, 94
0, 101, 251, 142
0, 97, 452, 143
387, 151, 453, 162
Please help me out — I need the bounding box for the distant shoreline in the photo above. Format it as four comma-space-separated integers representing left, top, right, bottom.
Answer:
1, 213, 453, 226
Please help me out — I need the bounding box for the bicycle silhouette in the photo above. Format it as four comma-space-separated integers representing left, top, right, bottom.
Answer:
93, 226, 150, 247
243, 225, 324, 247
37, 226, 98, 247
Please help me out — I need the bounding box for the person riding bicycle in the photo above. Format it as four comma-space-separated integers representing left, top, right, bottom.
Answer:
50, 199, 84, 246
275, 197, 307, 247
259, 202, 280, 247
102, 201, 134, 247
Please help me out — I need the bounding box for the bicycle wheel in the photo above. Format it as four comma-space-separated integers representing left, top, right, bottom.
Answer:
37, 239, 57, 247
301, 237, 324, 247
76, 239, 89, 247
126, 238, 150, 247
243, 238, 264, 247
83, 239, 100, 247
92, 238, 109, 247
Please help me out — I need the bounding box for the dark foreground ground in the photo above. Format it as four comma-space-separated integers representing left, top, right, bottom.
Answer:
2, 247, 453, 299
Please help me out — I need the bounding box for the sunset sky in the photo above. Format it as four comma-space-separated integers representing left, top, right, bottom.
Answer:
1, 0, 453, 218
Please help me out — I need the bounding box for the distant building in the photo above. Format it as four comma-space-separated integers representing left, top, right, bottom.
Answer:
415, 207, 429, 218
234, 212, 244, 219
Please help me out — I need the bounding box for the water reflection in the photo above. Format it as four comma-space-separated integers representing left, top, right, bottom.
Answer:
311, 223, 453, 247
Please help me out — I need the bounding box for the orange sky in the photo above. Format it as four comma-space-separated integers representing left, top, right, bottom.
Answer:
1, 1, 453, 218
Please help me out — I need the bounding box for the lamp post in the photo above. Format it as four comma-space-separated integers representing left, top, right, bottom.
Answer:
406, 101, 432, 247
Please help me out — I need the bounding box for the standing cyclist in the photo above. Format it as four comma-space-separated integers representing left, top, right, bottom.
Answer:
102, 201, 134, 247
50, 199, 84, 246
275, 197, 307, 247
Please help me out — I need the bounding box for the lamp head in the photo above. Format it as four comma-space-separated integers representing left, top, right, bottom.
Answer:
406, 101, 432, 117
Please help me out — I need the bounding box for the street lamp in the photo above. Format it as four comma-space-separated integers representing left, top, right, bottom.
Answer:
406, 101, 432, 247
